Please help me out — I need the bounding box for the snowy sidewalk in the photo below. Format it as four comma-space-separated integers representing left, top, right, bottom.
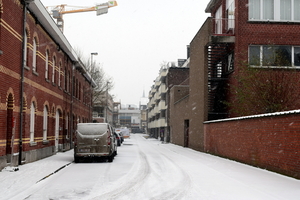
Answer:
0, 150, 74, 200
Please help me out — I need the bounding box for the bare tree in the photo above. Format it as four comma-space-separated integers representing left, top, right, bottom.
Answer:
230, 59, 300, 116
75, 48, 114, 104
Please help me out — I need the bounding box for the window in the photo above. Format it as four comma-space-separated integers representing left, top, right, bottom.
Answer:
32, 38, 37, 71
281, 0, 291, 20
45, 50, 49, 79
294, 47, 300, 66
30, 102, 35, 143
249, 45, 300, 67
226, 0, 235, 30
295, 0, 300, 20
64, 67, 67, 90
263, 0, 274, 20
24, 30, 28, 67
249, 0, 300, 21
58, 62, 62, 87
52, 56, 56, 83
43, 106, 48, 141
215, 6, 222, 34
79, 82, 81, 100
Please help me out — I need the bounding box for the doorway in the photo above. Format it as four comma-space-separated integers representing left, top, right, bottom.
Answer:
184, 120, 189, 147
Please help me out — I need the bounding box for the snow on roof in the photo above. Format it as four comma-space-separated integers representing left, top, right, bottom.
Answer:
204, 109, 300, 124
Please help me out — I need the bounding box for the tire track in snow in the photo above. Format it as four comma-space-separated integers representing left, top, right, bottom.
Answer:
149, 150, 192, 200
89, 149, 150, 200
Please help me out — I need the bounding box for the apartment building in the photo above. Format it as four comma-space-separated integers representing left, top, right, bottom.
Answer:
0, 0, 94, 169
148, 63, 189, 141
170, 0, 300, 151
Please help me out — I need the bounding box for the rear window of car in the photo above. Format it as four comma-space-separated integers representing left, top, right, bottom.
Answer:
77, 123, 108, 135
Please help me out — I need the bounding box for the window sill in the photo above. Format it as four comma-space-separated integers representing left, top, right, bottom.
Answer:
249, 65, 300, 69
43, 140, 50, 145
248, 20, 300, 24
30, 141, 37, 146
33, 71, 39, 76
24, 66, 30, 71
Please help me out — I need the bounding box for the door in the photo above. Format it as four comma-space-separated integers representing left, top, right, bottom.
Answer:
184, 120, 189, 147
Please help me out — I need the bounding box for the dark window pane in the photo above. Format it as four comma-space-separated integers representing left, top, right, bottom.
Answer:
294, 47, 300, 66
263, 46, 291, 66
249, 46, 260, 65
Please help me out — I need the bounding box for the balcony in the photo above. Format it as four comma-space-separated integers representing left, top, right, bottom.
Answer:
211, 18, 235, 43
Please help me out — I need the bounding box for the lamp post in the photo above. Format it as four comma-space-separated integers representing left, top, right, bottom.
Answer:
90, 52, 98, 66
106, 81, 111, 124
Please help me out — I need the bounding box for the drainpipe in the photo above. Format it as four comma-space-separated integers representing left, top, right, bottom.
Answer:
19, 0, 32, 165
70, 63, 75, 149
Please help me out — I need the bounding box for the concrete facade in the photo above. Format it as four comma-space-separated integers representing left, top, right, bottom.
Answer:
148, 64, 189, 141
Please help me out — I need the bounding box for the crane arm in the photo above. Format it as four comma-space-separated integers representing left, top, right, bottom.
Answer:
47, 1, 117, 32
60, 7, 96, 15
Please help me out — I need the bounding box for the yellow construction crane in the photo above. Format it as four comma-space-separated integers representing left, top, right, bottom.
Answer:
46, 1, 117, 32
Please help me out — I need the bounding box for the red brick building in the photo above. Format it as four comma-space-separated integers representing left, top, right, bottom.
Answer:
0, 0, 94, 169
170, 0, 300, 151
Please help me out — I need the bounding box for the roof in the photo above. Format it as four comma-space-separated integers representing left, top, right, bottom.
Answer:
205, 0, 220, 13
27, 0, 96, 87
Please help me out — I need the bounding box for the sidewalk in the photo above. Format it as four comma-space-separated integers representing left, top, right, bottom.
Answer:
0, 150, 74, 200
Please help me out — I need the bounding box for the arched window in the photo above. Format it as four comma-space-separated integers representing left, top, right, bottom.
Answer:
52, 56, 56, 83
64, 67, 67, 90
30, 102, 35, 143
58, 61, 62, 87
79, 82, 81, 100
32, 37, 37, 71
43, 105, 48, 141
45, 50, 49, 79
24, 30, 29, 67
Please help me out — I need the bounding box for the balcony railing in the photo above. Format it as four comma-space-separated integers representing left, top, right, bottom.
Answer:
212, 18, 235, 36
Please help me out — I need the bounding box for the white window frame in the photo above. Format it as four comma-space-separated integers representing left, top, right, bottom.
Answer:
226, 0, 235, 30
52, 56, 56, 83
58, 62, 61, 87
30, 102, 35, 143
249, 45, 300, 68
24, 31, 28, 67
45, 50, 49, 79
215, 5, 223, 34
32, 38, 37, 71
249, 0, 300, 22
43, 106, 48, 141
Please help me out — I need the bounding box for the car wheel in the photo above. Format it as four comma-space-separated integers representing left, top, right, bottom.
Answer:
74, 156, 80, 163
108, 155, 114, 162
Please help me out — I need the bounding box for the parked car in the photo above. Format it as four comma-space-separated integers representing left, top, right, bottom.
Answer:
74, 123, 117, 163
114, 132, 122, 146
115, 130, 124, 143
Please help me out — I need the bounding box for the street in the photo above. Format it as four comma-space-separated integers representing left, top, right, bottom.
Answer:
2, 134, 300, 200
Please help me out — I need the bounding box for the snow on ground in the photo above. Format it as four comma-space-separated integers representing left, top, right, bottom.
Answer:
1, 134, 300, 200
0, 150, 73, 199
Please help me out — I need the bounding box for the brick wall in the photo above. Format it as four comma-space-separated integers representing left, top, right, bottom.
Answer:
204, 111, 300, 179
0, 0, 93, 167
169, 85, 189, 146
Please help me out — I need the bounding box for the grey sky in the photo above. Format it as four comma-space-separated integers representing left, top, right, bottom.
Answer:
40, 0, 210, 106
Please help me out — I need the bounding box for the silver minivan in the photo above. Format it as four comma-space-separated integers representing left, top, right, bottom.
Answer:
74, 123, 117, 163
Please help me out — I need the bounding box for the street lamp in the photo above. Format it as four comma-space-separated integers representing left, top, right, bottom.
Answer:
106, 81, 111, 124
90, 52, 98, 66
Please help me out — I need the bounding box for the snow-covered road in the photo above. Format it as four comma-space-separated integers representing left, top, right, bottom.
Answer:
1, 134, 300, 200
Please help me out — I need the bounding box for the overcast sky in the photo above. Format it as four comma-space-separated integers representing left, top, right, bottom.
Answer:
40, 0, 211, 106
